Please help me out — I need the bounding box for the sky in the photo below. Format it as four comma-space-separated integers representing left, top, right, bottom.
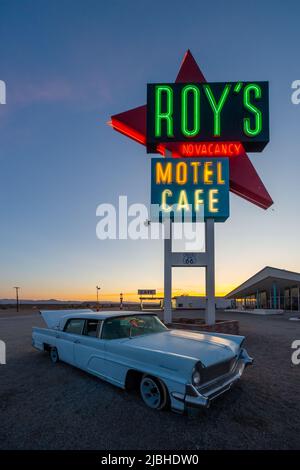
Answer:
0, 0, 300, 301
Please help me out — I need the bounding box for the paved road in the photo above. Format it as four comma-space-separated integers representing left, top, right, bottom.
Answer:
0, 309, 300, 450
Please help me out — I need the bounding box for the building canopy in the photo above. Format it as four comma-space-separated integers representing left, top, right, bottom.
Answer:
226, 266, 300, 299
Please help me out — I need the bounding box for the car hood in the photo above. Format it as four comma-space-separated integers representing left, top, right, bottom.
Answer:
123, 329, 243, 367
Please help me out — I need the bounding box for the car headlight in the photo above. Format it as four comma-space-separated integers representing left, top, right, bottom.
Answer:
192, 368, 201, 386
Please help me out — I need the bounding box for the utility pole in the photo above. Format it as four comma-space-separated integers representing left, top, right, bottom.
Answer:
14, 286, 20, 313
96, 286, 101, 311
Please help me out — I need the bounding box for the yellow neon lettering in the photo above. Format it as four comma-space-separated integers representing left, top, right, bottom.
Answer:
161, 189, 172, 211
156, 162, 172, 184
190, 161, 201, 184
217, 162, 225, 184
209, 189, 219, 213
203, 162, 213, 184
175, 162, 187, 185
194, 189, 204, 211
177, 190, 190, 211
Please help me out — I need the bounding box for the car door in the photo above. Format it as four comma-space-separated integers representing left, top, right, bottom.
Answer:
73, 319, 106, 378
57, 318, 85, 366
100, 317, 132, 386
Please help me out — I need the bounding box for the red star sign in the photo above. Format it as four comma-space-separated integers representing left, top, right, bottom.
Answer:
109, 50, 273, 209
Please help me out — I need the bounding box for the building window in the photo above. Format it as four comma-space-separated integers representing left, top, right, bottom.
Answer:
291, 286, 299, 311
259, 291, 267, 309
284, 288, 290, 310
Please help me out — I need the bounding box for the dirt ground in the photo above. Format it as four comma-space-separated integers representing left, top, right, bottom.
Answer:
0, 307, 299, 450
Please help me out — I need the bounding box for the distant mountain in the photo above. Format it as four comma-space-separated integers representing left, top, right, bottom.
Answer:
0, 298, 139, 305
0, 299, 83, 304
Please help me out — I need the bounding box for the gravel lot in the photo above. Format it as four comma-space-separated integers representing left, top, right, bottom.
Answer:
0, 308, 300, 450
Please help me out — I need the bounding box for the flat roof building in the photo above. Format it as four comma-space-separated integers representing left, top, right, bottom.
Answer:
172, 295, 232, 310
226, 266, 300, 311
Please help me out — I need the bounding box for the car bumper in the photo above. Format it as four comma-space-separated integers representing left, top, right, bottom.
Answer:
172, 349, 253, 409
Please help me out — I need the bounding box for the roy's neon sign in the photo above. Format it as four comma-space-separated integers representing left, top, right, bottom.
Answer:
147, 82, 269, 153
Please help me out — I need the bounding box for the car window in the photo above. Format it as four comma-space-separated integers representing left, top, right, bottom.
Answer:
84, 319, 101, 337
102, 315, 167, 340
64, 319, 85, 335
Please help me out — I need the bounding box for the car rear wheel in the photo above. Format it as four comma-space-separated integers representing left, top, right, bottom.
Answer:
140, 375, 168, 410
50, 347, 59, 364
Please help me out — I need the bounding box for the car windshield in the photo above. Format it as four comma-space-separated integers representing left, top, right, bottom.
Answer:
102, 315, 168, 340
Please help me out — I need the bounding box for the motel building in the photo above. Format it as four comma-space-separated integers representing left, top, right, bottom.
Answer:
172, 296, 232, 310
226, 266, 300, 313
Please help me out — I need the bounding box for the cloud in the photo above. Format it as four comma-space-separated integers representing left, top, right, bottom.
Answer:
6, 76, 113, 110
11, 79, 73, 105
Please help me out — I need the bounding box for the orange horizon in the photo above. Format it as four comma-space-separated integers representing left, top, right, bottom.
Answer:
0, 286, 236, 302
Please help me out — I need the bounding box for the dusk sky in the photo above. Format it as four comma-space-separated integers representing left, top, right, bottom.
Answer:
1, 0, 300, 301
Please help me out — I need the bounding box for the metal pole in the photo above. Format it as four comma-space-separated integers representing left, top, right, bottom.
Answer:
272, 282, 277, 309
163, 149, 173, 325
164, 219, 172, 325
96, 286, 100, 310
205, 219, 215, 325
14, 287, 20, 313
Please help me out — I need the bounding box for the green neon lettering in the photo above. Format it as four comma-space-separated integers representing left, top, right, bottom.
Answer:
181, 85, 200, 137
243, 84, 263, 136
155, 85, 174, 137
203, 84, 231, 136
233, 81, 243, 93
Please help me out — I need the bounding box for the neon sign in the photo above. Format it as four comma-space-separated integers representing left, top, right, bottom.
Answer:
110, 50, 273, 211
147, 82, 269, 153
175, 142, 243, 157
151, 158, 229, 222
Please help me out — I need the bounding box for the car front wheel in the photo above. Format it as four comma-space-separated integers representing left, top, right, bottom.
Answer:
140, 375, 168, 410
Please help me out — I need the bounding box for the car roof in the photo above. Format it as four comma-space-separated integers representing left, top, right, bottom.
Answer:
39, 309, 157, 329
61, 311, 156, 321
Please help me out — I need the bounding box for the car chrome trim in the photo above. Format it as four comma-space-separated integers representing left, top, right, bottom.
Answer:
171, 349, 254, 409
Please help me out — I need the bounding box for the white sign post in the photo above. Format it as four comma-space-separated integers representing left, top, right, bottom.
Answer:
163, 218, 216, 326
163, 219, 173, 325
205, 218, 215, 325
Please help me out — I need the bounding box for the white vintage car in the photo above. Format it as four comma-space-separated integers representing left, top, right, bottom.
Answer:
32, 309, 253, 413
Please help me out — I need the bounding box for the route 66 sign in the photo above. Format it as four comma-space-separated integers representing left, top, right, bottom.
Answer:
182, 254, 197, 265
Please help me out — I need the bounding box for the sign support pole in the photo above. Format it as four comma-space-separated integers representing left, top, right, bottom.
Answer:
163, 149, 173, 325
205, 218, 215, 325
164, 219, 172, 325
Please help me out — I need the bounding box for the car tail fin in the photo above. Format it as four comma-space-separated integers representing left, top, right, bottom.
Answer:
40, 309, 94, 329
